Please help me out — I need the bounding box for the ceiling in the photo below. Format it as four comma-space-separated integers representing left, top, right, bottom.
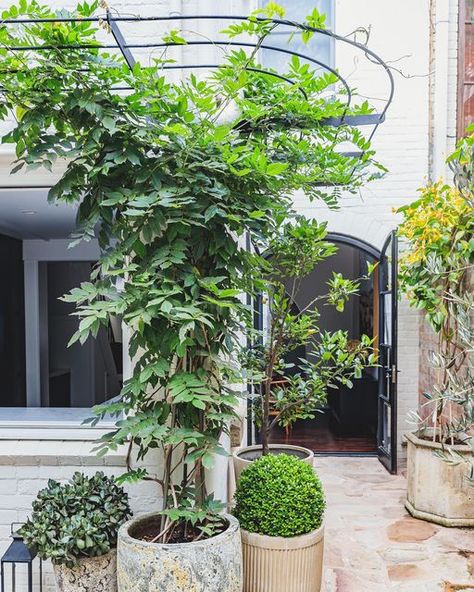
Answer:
0, 189, 79, 240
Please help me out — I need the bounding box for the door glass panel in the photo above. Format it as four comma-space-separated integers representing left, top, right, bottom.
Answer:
381, 402, 391, 451
383, 293, 392, 344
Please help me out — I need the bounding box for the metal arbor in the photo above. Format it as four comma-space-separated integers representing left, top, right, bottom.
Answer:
0, 9, 394, 144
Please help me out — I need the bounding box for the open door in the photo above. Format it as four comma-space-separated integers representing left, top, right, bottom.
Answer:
377, 230, 398, 473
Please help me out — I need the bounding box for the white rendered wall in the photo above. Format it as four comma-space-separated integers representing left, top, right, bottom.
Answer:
0, 435, 163, 592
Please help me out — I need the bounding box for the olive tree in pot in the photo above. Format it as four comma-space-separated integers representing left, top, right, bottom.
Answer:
0, 2, 382, 590
234, 454, 325, 592
20, 472, 131, 592
233, 218, 377, 480
398, 129, 474, 527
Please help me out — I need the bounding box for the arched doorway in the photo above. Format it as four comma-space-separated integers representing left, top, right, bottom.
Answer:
249, 231, 398, 469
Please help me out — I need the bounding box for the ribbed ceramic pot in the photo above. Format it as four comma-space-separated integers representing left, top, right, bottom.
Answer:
233, 445, 314, 483
117, 512, 242, 592
53, 550, 117, 592
241, 524, 324, 592
405, 431, 474, 527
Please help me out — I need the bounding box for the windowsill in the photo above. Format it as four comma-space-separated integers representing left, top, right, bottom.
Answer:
0, 407, 118, 441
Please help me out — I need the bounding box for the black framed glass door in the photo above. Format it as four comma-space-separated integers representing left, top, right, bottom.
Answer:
377, 230, 398, 473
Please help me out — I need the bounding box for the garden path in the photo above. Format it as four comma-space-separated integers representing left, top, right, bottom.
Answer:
316, 457, 474, 592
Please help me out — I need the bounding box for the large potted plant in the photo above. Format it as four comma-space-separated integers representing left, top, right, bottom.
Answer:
20, 472, 131, 592
398, 130, 474, 527
234, 454, 325, 592
233, 218, 376, 480
0, 1, 383, 589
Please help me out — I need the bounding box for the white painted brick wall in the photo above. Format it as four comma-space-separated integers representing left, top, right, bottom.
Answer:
0, 438, 163, 592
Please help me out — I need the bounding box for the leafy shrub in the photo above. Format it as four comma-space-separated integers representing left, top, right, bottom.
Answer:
20, 472, 132, 567
234, 454, 325, 537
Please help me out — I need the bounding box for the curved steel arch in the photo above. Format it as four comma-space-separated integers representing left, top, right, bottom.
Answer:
1, 12, 395, 137
326, 232, 382, 260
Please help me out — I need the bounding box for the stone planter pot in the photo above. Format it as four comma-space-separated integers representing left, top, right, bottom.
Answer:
241, 524, 324, 592
233, 444, 314, 484
53, 550, 117, 592
405, 431, 474, 527
117, 512, 242, 592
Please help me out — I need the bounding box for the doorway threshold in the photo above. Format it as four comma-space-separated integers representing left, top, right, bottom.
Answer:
314, 451, 378, 457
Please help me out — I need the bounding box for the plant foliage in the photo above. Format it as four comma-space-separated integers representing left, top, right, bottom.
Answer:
242, 217, 377, 453
233, 454, 325, 537
20, 472, 131, 567
398, 129, 474, 480
0, 1, 383, 542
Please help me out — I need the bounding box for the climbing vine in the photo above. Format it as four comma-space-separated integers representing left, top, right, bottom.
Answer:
0, 0, 383, 541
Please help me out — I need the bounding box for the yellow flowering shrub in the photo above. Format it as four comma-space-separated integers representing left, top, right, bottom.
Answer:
397, 181, 473, 332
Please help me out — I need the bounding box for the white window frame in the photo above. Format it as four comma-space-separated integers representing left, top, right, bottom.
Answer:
258, 0, 336, 70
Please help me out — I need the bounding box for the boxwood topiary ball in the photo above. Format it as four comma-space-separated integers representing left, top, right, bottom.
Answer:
233, 454, 325, 537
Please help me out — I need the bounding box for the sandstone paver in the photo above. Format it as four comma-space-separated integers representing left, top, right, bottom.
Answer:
315, 457, 474, 592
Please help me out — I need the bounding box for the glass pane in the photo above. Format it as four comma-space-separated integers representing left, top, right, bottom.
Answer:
384, 348, 392, 395
465, 24, 474, 82
462, 84, 474, 130
280, 0, 333, 25
261, 34, 332, 73
260, 0, 334, 72
381, 402, 391, 451
384, 293, 392, 345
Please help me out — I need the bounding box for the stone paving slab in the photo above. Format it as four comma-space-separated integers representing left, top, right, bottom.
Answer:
315, 457, 474, 592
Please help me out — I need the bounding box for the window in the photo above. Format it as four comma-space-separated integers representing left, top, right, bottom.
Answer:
0, 194, 123, 410
260, 0, 334, 72
458, 0, 474, 136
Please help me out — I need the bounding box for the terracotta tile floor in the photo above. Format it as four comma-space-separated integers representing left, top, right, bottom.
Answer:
315, 457, 474, 592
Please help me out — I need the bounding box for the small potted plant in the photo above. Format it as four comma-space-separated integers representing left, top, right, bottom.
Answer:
398, 129, 474, 527
20, 472, 132, 592
234, 454, 325, 592
233, 218, 376, 480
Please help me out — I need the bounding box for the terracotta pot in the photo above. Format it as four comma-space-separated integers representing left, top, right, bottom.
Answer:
405, 431, 474, 527
241, 524, 324, 592
53, 550, 117, 592
232, 444, 314, 484
117, 512, 242, 592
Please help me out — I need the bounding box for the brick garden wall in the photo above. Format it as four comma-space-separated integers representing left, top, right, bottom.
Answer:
0, 439, 163, 591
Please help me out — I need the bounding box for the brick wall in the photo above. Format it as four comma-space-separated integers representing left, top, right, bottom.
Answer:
0, 438, 163, 591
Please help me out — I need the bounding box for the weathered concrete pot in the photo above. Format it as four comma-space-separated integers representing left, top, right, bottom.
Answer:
53, 550, 117, 592
405, 431, 474, 527
241, 524, 324, 592
117, 512, 242, 592
233, 444, 314, 484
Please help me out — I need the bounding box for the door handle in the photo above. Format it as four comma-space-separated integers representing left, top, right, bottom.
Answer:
391, 364, 397, 384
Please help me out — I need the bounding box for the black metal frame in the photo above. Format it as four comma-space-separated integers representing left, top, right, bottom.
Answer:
326, 232, 381, 260
0, 12, 394, 136
377, 230, 398, 474
0, 11, 395, 192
